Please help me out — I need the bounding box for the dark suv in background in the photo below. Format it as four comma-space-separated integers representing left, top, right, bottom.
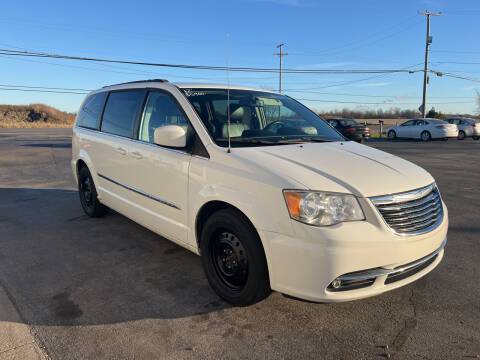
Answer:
327, 118, 370, 143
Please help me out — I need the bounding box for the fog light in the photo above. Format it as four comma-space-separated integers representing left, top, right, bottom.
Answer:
331, 278, 342, 289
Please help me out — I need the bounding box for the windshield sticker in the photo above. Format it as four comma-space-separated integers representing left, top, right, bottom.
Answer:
183, 89, 206, 97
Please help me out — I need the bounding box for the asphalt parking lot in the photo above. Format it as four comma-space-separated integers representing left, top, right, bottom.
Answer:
0, 128, 479, 360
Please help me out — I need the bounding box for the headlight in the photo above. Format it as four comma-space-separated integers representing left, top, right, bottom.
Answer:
283, 190, 365, 226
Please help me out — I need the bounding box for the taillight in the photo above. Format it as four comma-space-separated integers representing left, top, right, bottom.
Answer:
365, 128, 370, 132
435, 125, 445, 129
345, 128, 356, 132
472, 123, 476, 127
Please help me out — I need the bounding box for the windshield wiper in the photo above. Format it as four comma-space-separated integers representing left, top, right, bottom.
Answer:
286, 137, 338, 143
215, 137, 338, 145
215, 138, 288, 145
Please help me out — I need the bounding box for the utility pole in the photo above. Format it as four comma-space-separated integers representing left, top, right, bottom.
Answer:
273, 43, 288, 94
418, 10, 441, 117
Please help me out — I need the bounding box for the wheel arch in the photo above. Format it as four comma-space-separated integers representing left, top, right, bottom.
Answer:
195, 200, 261, 250
76, 159, 88, 176
73, 150, 99, 185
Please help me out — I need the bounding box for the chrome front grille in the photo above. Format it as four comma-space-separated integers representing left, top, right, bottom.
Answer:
370, 184, 443, 235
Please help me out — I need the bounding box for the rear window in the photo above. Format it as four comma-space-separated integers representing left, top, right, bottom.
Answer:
76, 92, 107, 130
428, 119, 447, 124
338, 119, 357, 126
101, 90, 144, 138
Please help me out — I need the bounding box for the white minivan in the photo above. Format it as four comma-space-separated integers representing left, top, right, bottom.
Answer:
72, 80, 448, 306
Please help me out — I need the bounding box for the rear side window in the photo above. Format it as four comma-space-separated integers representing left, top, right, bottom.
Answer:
101, 90, 144, 138
76, 92, 107, 129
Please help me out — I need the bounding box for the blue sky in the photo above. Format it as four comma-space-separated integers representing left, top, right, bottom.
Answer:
1, 0, 479, 114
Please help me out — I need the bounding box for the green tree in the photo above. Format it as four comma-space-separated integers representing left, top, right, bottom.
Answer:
426, 107, 443, 119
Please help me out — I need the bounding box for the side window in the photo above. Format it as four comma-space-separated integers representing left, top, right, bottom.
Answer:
401, 120, 414, 126
76, 92, 107, 130
101, 90, 144, 138
139, 91, 188, 143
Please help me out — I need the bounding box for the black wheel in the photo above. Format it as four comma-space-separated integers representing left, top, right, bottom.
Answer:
388, 130, 396, 140
457, 130, 465, 140
355, 138, 363, 143
421, 131, 432, 142
78, 166, 108, 217
200, 208, 270, 306
473, 136, 479, 140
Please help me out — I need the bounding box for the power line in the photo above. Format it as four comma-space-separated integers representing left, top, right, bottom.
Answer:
296, 98, 474, 105
0, 82, 474, 100
284, 89, 475, 99
0, 48, 423, 74
0, 87, 88, 95
433, 72, 480, 83
284, 63, 424, 90
0, 83, 92, 91
0, 53, 277, 82
430, 61, 480, 65
430, 50, 480, 54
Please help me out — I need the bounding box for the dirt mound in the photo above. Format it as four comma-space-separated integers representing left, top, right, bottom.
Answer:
0, 104, 75, 128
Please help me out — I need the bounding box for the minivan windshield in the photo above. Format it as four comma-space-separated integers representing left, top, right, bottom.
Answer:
181, 88, 343, 147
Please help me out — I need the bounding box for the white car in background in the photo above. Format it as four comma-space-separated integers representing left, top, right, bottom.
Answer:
387, 118, 458, 141
444, 117, 480, 140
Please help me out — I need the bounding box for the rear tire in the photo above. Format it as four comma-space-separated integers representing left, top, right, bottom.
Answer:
388, 130, 396, 140
458, 130, 465, 140
355, 138, 363, 143
200, 208, 270, 306
78, 166, 108, 217
421, 131, 432, 142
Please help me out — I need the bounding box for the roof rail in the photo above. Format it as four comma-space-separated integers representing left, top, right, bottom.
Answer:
103, 79, 169, 88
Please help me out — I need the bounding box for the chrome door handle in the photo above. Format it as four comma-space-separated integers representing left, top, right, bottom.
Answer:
129, 151, 143, 159
116, 147, 127, 155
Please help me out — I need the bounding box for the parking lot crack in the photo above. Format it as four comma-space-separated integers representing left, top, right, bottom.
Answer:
409, 287, 418, 318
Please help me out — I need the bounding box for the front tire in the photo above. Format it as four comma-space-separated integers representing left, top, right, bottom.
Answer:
458, 130, 465, 140
78, 167, 108, 217
421, 131, 432, 142
388, 130, 397, 140
473, 136, 479, 140
200, 208, 270, 306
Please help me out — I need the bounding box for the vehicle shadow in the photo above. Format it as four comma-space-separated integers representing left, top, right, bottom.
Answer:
0, 187, 230, 326
22, 143, 71, 148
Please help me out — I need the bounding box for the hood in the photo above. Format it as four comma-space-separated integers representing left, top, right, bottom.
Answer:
232, 141, 434, 198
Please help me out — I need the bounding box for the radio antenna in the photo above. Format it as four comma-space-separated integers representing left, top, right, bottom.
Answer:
226, 32, 232, 153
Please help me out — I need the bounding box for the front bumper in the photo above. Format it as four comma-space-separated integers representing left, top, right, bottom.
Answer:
260, 200, 448, 302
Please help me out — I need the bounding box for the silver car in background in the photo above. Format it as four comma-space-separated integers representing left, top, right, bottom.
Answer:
387, 118, 458, 141
444, 117, 480, 140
